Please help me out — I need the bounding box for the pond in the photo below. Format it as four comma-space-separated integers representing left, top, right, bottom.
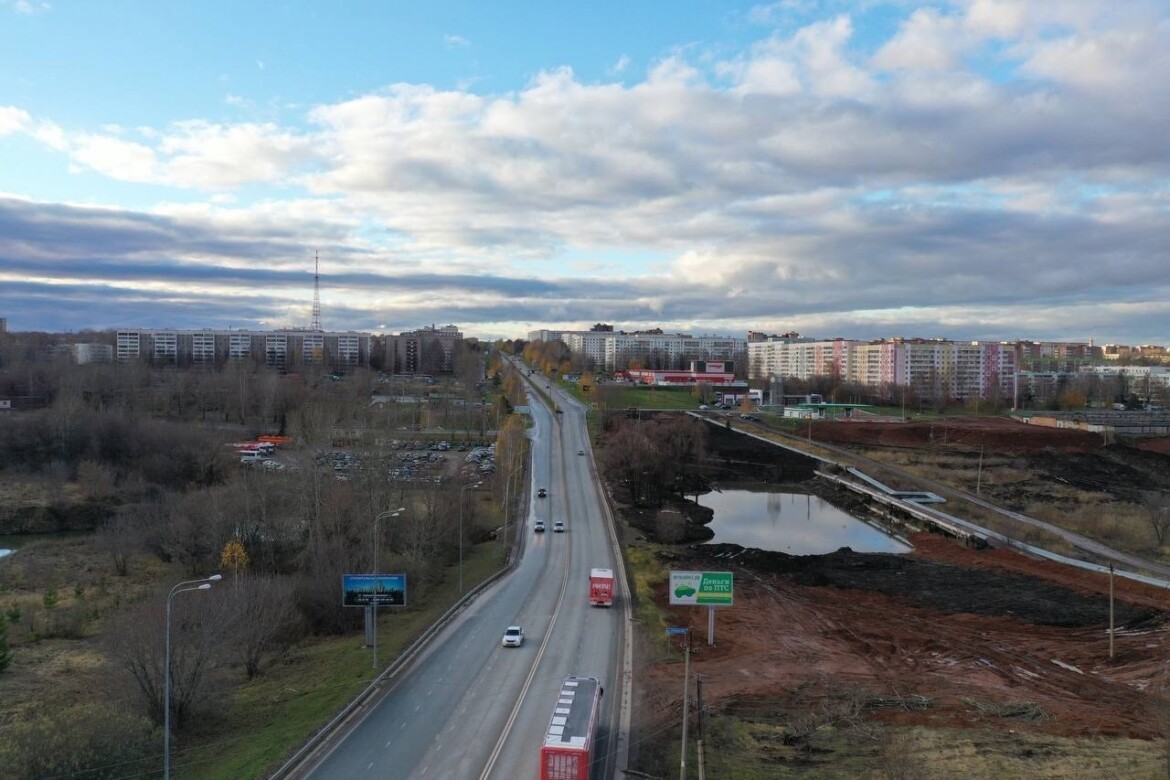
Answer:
0, 534, 28, 560
697, 487, 910, 555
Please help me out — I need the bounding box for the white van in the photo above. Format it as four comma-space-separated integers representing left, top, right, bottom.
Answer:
239, 449, 264, 463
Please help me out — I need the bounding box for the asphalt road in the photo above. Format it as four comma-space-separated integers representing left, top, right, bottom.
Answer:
301, 367, 625, 780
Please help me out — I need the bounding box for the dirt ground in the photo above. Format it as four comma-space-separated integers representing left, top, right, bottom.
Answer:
625, 416, 1170, 775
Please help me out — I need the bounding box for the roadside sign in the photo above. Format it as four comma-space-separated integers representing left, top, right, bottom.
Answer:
669, 571, 734, 606
342, 574, 406, 608
665, 626, 690, 635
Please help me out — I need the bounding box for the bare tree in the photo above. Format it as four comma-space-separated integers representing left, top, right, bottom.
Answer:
105, 592, 227, 728
223, 574, 302, 678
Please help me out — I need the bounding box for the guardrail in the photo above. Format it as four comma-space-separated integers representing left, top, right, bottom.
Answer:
269, 545, 520, 779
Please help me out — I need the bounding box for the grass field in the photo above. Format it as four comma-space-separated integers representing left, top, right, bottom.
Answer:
176, 543, 508, 779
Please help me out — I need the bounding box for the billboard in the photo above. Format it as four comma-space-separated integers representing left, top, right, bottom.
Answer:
669, 571, 733, 606
343, 574, 407, 608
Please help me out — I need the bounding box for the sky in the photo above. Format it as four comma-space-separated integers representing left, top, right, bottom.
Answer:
0, 0, 1167, 345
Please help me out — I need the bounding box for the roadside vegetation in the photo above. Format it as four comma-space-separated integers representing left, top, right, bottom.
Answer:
0, 332, 532, 778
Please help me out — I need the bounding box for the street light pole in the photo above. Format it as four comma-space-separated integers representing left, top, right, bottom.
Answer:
165, 574, 221, 780
372, 507, 405, 671
459, 482, 482, 593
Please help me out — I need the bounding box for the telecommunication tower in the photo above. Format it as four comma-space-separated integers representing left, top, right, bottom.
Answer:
310, 250, 322, 332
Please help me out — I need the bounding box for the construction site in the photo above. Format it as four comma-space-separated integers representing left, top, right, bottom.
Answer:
622, 414, 1170, 778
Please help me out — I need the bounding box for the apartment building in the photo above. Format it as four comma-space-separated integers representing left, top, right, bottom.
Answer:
116, 328, 371, 370
748, 337, 860, 383
563, 332, 609, 370
388, 324, 463, 374
750, 336, 1017, 402
603, 333, 745, 372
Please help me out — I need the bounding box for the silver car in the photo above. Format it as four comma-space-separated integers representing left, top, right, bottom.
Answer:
502, 625, 524, 647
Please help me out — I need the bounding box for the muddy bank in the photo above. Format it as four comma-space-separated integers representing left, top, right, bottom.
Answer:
671, 543, 1156, 628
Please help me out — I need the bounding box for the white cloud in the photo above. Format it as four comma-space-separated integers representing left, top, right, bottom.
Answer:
963, 0, 1025, 38
873, 8, 967, 71
444, 33, 470, 47
70, 134, 158, 182
3, 0, 51, 14
158, 121, 315, 188
3, 1, 1169, 342
0, 106, 30, 135
610, 54, 630, 75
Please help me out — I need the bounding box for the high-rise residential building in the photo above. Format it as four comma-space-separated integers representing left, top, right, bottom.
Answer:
602, 332, 745, 372
389, 324, 463, 373
116, 328, 371, 370
748, 337, 859, 383
749, 335, 1017, 402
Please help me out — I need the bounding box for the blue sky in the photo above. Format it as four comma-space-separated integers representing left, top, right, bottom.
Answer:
1, 0, 1168, 344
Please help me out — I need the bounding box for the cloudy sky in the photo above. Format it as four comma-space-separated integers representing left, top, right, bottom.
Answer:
1, 0, 1167, 344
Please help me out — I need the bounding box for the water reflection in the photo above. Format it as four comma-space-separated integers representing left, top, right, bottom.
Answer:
0, 549, 11, 558
699, 488, 910, 555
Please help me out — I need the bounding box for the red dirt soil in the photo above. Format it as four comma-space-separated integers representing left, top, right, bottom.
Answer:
808, 415, 1108, 454
640, 531, 1170, 745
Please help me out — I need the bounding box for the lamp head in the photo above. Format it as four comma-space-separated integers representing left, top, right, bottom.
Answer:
207, 574, 223, 582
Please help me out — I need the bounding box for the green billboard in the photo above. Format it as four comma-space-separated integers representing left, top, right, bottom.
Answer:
669, 571, 734, 606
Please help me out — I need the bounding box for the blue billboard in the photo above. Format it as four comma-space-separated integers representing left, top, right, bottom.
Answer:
343, 573, 407, 608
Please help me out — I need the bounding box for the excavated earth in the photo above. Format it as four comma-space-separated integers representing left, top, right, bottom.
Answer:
623, 415, 1170, 772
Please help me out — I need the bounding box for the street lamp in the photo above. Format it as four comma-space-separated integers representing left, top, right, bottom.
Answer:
372, 507, 405, 671
459, 481, 482, 593
165, 574, 221, 780
500, 460, 523, 566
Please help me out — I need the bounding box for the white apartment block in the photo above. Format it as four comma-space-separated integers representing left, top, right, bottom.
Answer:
192, 332, 216, 364
527, 329, 567, 344
750, 336, 1017, 401
602, 333, 746, 372
563, 332, 610, 370
116, 328, 371, 369
302, 332, 325, 365
69, 343, 114, 364
1080, 365, 1170, 392
749, 338, 859, 383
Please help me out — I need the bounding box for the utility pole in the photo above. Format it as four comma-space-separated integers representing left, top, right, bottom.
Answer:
696, 674, 706, 780
976, 442, 984, 496
1109, 563, 1115, 659
680, 627, 692, 780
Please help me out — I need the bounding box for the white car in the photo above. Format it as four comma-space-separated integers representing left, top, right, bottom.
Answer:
502, 626, 524, 647
534, 520, 546, 533
553, 521, 565, 533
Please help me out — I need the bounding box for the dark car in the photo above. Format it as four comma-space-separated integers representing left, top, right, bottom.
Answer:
537, 488, 547, 498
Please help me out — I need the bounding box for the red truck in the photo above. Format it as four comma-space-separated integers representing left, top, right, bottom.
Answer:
539, 676, 602, 780
589, 568, 614, 607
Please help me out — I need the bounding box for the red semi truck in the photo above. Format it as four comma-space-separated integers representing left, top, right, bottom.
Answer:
539, 676, 602, 780
588, 568, 614, 607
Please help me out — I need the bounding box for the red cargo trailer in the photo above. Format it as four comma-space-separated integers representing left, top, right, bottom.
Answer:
539, 676, 602, 780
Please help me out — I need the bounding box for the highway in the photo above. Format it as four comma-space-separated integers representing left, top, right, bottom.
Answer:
299, 365, 626, 779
